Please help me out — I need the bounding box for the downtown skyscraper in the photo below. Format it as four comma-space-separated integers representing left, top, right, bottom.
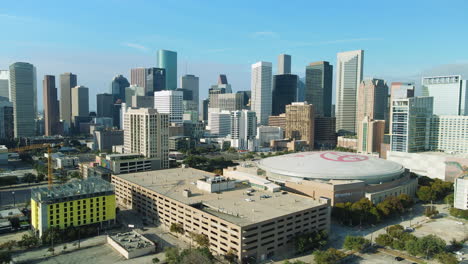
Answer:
10, 62, 37, 138
60, 72, 77, 126
305, 61, 333, 117
250, 61, 272, 125
157, 49, 177, 90
181, 74, 199, 111
335, 50, 364, 134
43, 75, 60, 136
111, 74, 130, 102
278, 54, 291, 74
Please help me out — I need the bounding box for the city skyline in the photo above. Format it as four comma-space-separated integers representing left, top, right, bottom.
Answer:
2, 1, 468, 110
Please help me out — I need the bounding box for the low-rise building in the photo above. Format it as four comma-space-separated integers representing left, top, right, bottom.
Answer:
337, 136, 357, 151
256, 126, 283, 148
98, 153, 162, 175
31, 177, 116, 237
111, 168, 330, 263
169, 136, 192, 151
107, 231, 156, 259
94, 130, 124, 152
55, 156, 79, 169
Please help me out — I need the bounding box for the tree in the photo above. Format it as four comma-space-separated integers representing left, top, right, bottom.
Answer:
165, 247, 181, 264
42, 227, 61, 245
417, 186, 436, 203
9, 217, 20, 229
404, 239, 419, 256
190, 232, 209, 248
343, 235, 370, 252
293, 230, 328, 253
313, 248, 345, 264
0, 252, 11, 264
444, 193, 454, 205
397, 194, 414, 209
415, 235, 446, 258
224, 249, 237, 263
18, 232, 39, 249
0, 240, 17, 251
435, 252, 459, 264
152, 257, 160, 263
23, 173, 36, 184
170, 223, 185, 235
70, 171, 81, 179
387, 225, 405, 239
179, 248, 214, 264
375, 234, 393, 247
449, 207, 468, 220
37, 173, 46, 182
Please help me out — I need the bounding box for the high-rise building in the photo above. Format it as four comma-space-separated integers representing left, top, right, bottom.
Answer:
285, 102, 314, 147
202, 98, 209, 122
236, 91, 251, 109
43, 75, 60, 136
130, 68, 147, 88
71, 85, 89, 123
218, 74, 228, 85
125, 85, 145, 103
357, 116, 385, 154
208, 93, 245, 112
430, 115, 468, 153
390, 96, 433, 153
390, 82, 415, 102
356, 78, 389, 131
96, 93, 114, 118
10, 62, 37, 138
156, 49, 177, 90
314, 117, 336, 149
146, 68, 166, 95
208, 110, 231, 137
181, 74, 199, 111
123, 108, 169, 168
272, 74, 298, 116
230, 110, 257, 151
0, 98, 13, 139
256, 126, 283, 148
0, 70, 9, 100
268, 114, 287, 131
251, 61, 273, 125
305, 61, 333, 117
335, 50, 364, 134
421, 75, 468, 116
154, 90, 183, 124
297, 78, 305, 102
111, 75, 130, 103
278, 54, 291, 74
454, 176, 468, 210
60, 72, 77, 125
131, 95, 154, 108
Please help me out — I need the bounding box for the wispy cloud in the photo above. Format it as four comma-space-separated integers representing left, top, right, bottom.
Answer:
0, 13, 34, 22
205, 48, 232, 53
293, 37, 383, 47
121, 42, 149, 51
251, 31, 279, 39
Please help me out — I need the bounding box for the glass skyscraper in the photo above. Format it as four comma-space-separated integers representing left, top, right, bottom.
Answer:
157, 50, 177, 90
272, 74, 297, 116
421, 75, 468, 116
305, 61, 333, 117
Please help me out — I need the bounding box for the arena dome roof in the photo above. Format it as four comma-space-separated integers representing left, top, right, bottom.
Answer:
256, 151, 405, 183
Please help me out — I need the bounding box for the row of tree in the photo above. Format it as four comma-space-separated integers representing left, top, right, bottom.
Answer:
416, 176, 453, 203
183, 155, 236, 174
332, 194, 413, 226
375, 224, 459, 263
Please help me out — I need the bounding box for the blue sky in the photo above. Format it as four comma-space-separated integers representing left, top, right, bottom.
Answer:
2, 0, 468, 110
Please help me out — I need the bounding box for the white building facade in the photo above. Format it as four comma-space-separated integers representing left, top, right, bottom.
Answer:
207, 109, 231, 137
154, 90, 183, 124
123, 108, 169, 169
231, 110, 257, 151
256, 126, 283, 148
335, 50, 363, 134
422, 75, 468, 116
250, 61, 272, 125
430, 115, 468, 153
454, 176, 468, 210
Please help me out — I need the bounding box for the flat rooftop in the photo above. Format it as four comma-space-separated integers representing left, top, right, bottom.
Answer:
109, 231, 154, 252
115, 168, 325, 226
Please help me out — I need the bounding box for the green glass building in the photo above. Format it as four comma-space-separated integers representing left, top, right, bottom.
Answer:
157, 50, 177, 90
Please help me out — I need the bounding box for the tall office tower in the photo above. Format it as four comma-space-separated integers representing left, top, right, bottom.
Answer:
123, 108, 169, 169
268, 114, 287, 131
251, 61, 273, 125
230, 110, 257, 151
218, 74, 228, 85
278, 54, 291, 74
335, 50, 364, 134
356, 78, 389, 126
130, 67, 147, 88
314, 117, 336, 149
430, 116, 468, 154
390, 82, 415, 102
125, 85, 145, 103
43, 75, 60, 136
421, 75, 468, 115
96, 93, 114, 118
0, 70, 9, 99
111, 75, 130, 103
202, 98, 209, 122
272, 74, 298, 115
390, 96, 433, 153
157, 49, 177, 90
146, 68, 166, 95
357, 116, 385, 154
236, 91, 251, 109
112, 103, 122, 129
285, 102, 314, 148
10, 62, 37, 138
181, 74, 199, 111
305, 61, 333, 117
71, 85, 89, 123
208, 110, 231, 137
297, 78, 305, 102
209, 93, 245, 112
0, 98, 13, 139
154, 90, 183, 124
132, 96, 154, 108
60, 72, 77, 125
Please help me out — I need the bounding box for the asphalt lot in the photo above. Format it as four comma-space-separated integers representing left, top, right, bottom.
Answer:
0, 187, 32, 207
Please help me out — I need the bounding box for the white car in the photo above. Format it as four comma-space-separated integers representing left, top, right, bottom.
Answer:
456, 221, 464, 225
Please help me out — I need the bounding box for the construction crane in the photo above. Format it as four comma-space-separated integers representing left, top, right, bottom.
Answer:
10, 143, 58, 189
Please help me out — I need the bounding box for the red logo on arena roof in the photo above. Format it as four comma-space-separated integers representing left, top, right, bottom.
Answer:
320, 152, 369, 162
